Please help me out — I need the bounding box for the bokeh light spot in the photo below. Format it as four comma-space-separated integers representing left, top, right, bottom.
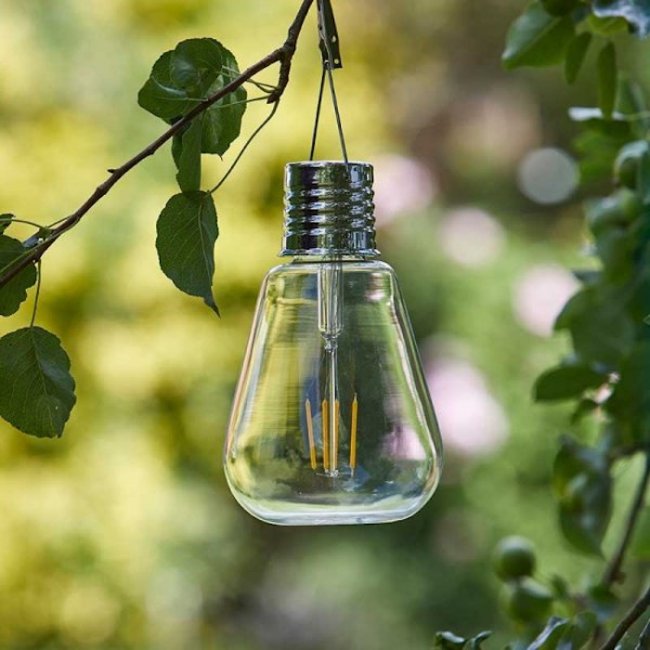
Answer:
439, 207, 505, 267
517, 147, 578, 205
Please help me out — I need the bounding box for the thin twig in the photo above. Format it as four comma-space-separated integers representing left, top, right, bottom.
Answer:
599, 586, 650, 650
603, 454, 650, 588
0, 0, 315, 290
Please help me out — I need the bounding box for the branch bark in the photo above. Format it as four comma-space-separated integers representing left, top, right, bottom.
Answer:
599, 586, 650, 650
0, 0, 315, 289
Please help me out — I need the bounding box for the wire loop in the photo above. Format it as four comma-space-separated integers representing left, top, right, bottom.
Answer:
309, 0, 349, 167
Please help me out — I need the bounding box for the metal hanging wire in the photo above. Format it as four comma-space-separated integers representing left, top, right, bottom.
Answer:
309, 0, 350, 165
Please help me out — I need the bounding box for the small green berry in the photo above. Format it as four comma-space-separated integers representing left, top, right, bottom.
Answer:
493, 536, 536, 581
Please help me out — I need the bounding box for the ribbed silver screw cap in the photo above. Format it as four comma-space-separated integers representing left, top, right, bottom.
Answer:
281, 161, 378, 257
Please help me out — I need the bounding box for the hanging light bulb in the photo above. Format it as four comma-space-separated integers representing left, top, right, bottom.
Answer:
224, 161, 443, 525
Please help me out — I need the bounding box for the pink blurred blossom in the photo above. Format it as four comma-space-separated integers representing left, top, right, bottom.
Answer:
513, 264, 580, 337
373, 154, 437, 225
426, 357, 509, 457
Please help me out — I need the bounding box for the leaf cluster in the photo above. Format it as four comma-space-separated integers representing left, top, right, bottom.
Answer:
139, 38, 249, 314
0, 38, 251, 437
439, 1, 650, 648
504, 0, 650, 565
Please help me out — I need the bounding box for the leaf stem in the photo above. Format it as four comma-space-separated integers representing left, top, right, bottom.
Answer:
182, 94, 270, 106
0, 0, 315, 291
599, 586, 650, 650
30, 260, 42, 328
210, 100, 280, 194
4, 218, 48, 231
602, 453, 650, 588
221, 66, 278, 93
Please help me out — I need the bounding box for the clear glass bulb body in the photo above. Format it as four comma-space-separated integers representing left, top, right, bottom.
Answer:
224, 255, 442, 525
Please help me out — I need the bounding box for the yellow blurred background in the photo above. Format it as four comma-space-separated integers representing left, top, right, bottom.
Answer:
0, 1, 631, 648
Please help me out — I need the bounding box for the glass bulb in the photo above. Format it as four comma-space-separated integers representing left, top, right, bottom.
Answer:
224, 162, 442, 525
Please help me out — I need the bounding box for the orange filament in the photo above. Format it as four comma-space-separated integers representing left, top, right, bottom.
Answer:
350, 394, 358, 470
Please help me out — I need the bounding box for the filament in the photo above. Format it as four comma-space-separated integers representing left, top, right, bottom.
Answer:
322, 399, 330, 471
305, 399, 317, 470
350, 394, 358, 471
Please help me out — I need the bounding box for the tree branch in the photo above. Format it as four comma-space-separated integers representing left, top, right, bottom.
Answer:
603, 454, 650, 588
599, 586, 650, 650
0, 0, 315, 289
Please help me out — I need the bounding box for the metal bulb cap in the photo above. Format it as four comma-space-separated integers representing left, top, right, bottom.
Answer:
281, 161, 378, 257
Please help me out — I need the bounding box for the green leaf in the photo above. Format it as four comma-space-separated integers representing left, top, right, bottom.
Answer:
571, 398, 600, 424
595, 227, 635, 280
550, 575, 571, 600
527, 612, 597, 650
587, 13, 630, 36
434, 632, 467, 650
554, 438, 612, 555
564, 32, 592, 84
138, 51, 192, 122
0, 214, 13, 234
597, 43, 618, 118
631, 509, 650, 560
175, 115, 204, 192
593, 0, 650, 37
502, 1, 575, 70
566, 611, 597, 647
139, 40, 247, 157
568, 107, 632, 138
629, 259, 650, 322
542, 0, 579, 16
527, 617, 569, 650
534, 364, 607, 402
606, 342, 650, 426
434, 632, 491, 650
468, 632, 492, 650
586, 191, 640, 235
170, 38, 223, 95
201, 47, 247, 156
574, 129, 630, 185
617, 77, 648, 118
640, 149, 650, 203
0, 327, 76, 438
156, 191, 219, 314
0, 235, 37, 317
554, 286, 635, 368
572, 269, 602, 285
613, 140, 648, 189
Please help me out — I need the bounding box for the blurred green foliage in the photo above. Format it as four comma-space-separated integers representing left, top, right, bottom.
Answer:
1, 0, 645, 648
